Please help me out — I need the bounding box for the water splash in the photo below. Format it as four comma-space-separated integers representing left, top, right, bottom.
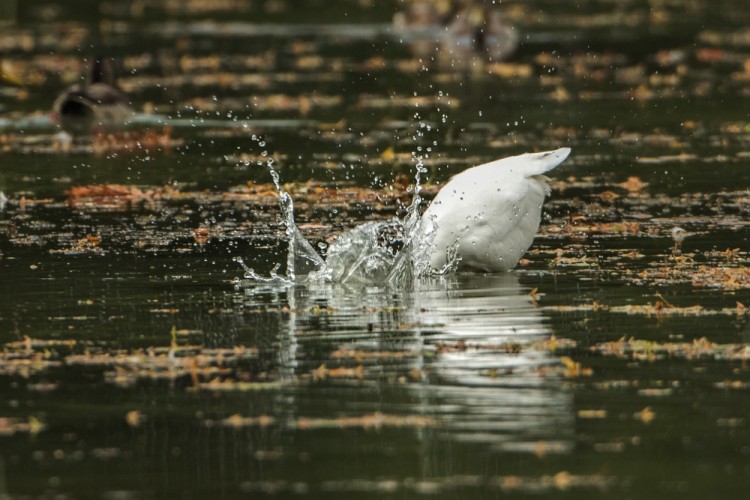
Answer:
267, 161, 327, 281
238, 135, 327, 285
239, 118, 458, 288
239, 166, 447, 287
233, 257, 290, 286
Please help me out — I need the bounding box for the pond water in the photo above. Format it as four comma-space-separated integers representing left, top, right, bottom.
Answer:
2, 0, 750, 498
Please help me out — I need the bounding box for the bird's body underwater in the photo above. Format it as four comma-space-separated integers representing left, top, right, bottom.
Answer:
420, 147, 571, 272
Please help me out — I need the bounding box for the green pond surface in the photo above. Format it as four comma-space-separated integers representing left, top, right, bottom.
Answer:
2, 0, 750, 498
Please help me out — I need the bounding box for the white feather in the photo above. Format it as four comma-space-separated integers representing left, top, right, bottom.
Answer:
421, 147, 571, 272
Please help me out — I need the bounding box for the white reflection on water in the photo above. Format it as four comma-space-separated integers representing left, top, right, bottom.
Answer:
237, 272, 574, 454
413, 274, 574, 453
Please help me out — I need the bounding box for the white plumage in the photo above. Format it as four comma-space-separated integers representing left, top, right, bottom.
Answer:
421, 147, 571, 272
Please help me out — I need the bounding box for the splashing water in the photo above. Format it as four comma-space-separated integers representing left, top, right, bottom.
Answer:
239, 120, 458, 288
267, 162, 328, 281
233, 258, 290, 285
259, 176, 443, 287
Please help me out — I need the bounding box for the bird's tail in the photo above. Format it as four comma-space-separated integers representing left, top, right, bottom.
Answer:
521, 147, 571, 177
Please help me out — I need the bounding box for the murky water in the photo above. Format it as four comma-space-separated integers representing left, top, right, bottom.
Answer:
2, 0, 750, 498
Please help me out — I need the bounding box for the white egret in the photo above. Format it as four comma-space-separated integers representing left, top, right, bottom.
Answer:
421, 148, 571, 272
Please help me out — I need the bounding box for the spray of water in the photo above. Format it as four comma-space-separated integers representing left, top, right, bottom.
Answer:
239, 113, 459, 288
267, 160, 327, 281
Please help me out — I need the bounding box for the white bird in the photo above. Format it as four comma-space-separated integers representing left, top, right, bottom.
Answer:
420, 147, 571, 272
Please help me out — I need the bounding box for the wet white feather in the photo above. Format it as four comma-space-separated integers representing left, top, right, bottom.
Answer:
421, 147, 571, 272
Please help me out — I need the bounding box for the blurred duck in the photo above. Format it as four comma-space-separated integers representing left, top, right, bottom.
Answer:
394, 0, 518, 62
393, 0, 459, 29
445, 2, 518, 61
51, 56, 133, 134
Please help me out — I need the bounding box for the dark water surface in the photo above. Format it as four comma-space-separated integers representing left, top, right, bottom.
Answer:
2, 0, 750, 498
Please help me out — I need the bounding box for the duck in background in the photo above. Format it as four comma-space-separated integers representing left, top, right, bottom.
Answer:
51, 55, 133, 135
393, 0, 518, 65
393, 0, 459, 29
445, 1, 518, 62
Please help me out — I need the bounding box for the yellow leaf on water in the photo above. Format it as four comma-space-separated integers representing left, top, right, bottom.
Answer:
618, 176, 646, 192
380, 146, 395, 161
578, 409, 608, 419
28, 416, 45, 436
125, 410, 145, 428
634, 406, 656, 424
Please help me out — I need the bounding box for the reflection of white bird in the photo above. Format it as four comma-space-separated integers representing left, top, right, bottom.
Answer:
421, 148, 571, 272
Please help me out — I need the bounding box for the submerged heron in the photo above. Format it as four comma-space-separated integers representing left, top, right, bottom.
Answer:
421, 148, 571, 272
